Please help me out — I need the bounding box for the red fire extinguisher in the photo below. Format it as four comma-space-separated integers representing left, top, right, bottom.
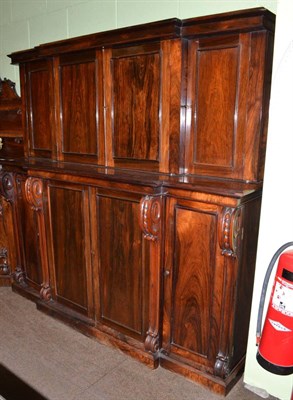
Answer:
256, 242, 293, 375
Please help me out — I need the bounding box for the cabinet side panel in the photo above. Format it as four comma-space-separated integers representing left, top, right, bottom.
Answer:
231, 197, 261, 367
98, 195, 147, 338
172, 206, 217, 357
49, 186, 88, 312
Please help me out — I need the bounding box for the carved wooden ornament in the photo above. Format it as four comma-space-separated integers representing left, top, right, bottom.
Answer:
25, 177, 44, 211
139, 195, 162, 241
214, 352, 230, 378
0, 172, 15, 203
219, 207, 243, 258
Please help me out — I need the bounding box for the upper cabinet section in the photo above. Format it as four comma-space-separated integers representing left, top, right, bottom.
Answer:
9, 8, 275, 182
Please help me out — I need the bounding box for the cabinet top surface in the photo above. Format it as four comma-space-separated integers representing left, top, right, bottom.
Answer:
2, 159, 260, 200
9, 7, 275, 62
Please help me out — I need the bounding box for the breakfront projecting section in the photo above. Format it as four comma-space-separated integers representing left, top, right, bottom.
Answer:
5, 7, 275, 396
184, 30, 273, 182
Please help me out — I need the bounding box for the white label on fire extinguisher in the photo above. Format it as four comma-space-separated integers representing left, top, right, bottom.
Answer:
272, 278, 293, 317
268, 319, 292, 332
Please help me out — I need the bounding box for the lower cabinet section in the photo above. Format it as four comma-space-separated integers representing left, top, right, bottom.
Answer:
8, 172, 261, 395
161, 195, 261, 393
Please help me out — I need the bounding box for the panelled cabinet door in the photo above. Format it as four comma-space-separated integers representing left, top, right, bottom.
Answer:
25, 60, 55, 159
104, 40, 182, 173
57, 50, 103, 164
162, 197, 241, 377
91, 187, 150, 343
46, 181, 94, 318
185, 31, 271, 182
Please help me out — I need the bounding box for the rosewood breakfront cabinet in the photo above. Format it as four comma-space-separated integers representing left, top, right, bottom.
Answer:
0, 8, 275, 395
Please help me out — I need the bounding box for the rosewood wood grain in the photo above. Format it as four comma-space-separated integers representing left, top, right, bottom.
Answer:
47, 182, 93, 316
59, 51, 99, 163
112, 46, 160, 162
4, 8, 275, 396
95, 189, 149, 341
162, 198, 223, 372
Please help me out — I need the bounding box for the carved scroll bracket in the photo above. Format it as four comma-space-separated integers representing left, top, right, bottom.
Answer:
25, 177, 52, 300
139, 194, 163, 241
13, 266, 27, 286
219, 207, 243, 258
0, 172, 15, 203
40, 283, 52, 302
145, 329, 160, 354
214, 352, 230, 378
25, 177, 44, 212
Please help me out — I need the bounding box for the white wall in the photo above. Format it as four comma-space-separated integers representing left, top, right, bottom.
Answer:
3, 1, 292, 399
244, 1, 293, 399
0, 0, 277, 93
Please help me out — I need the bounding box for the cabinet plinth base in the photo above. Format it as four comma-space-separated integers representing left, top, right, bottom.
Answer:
0, 276, 12, 286
36, 298, 158, 369
159, 354, 244, 396
12, 281, 40, 302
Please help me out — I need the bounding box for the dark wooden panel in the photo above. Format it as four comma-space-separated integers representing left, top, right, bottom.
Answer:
0, 137, 24, 160
97, 193, 147, 339
195, 46, 238, 167
49, 185, 88, 313
19, 187, 43, 287
60, 56, 97, 156
112, 51, 160, 162
29, 66, 53, 152
172, 205, 217, 358
0, 196, 16, 284
0, 110, 22, 135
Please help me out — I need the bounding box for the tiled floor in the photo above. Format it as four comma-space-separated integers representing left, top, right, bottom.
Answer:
0, 287, 276, 400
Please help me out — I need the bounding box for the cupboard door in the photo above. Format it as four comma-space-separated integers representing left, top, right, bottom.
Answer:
184, 32, 271, 182
58, 50, 103, 164
47, 182, 93, 317
104, 40, 181, 173
92, 188, 150, 342
25, 60, 55, 159
162, 197, 224, 372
